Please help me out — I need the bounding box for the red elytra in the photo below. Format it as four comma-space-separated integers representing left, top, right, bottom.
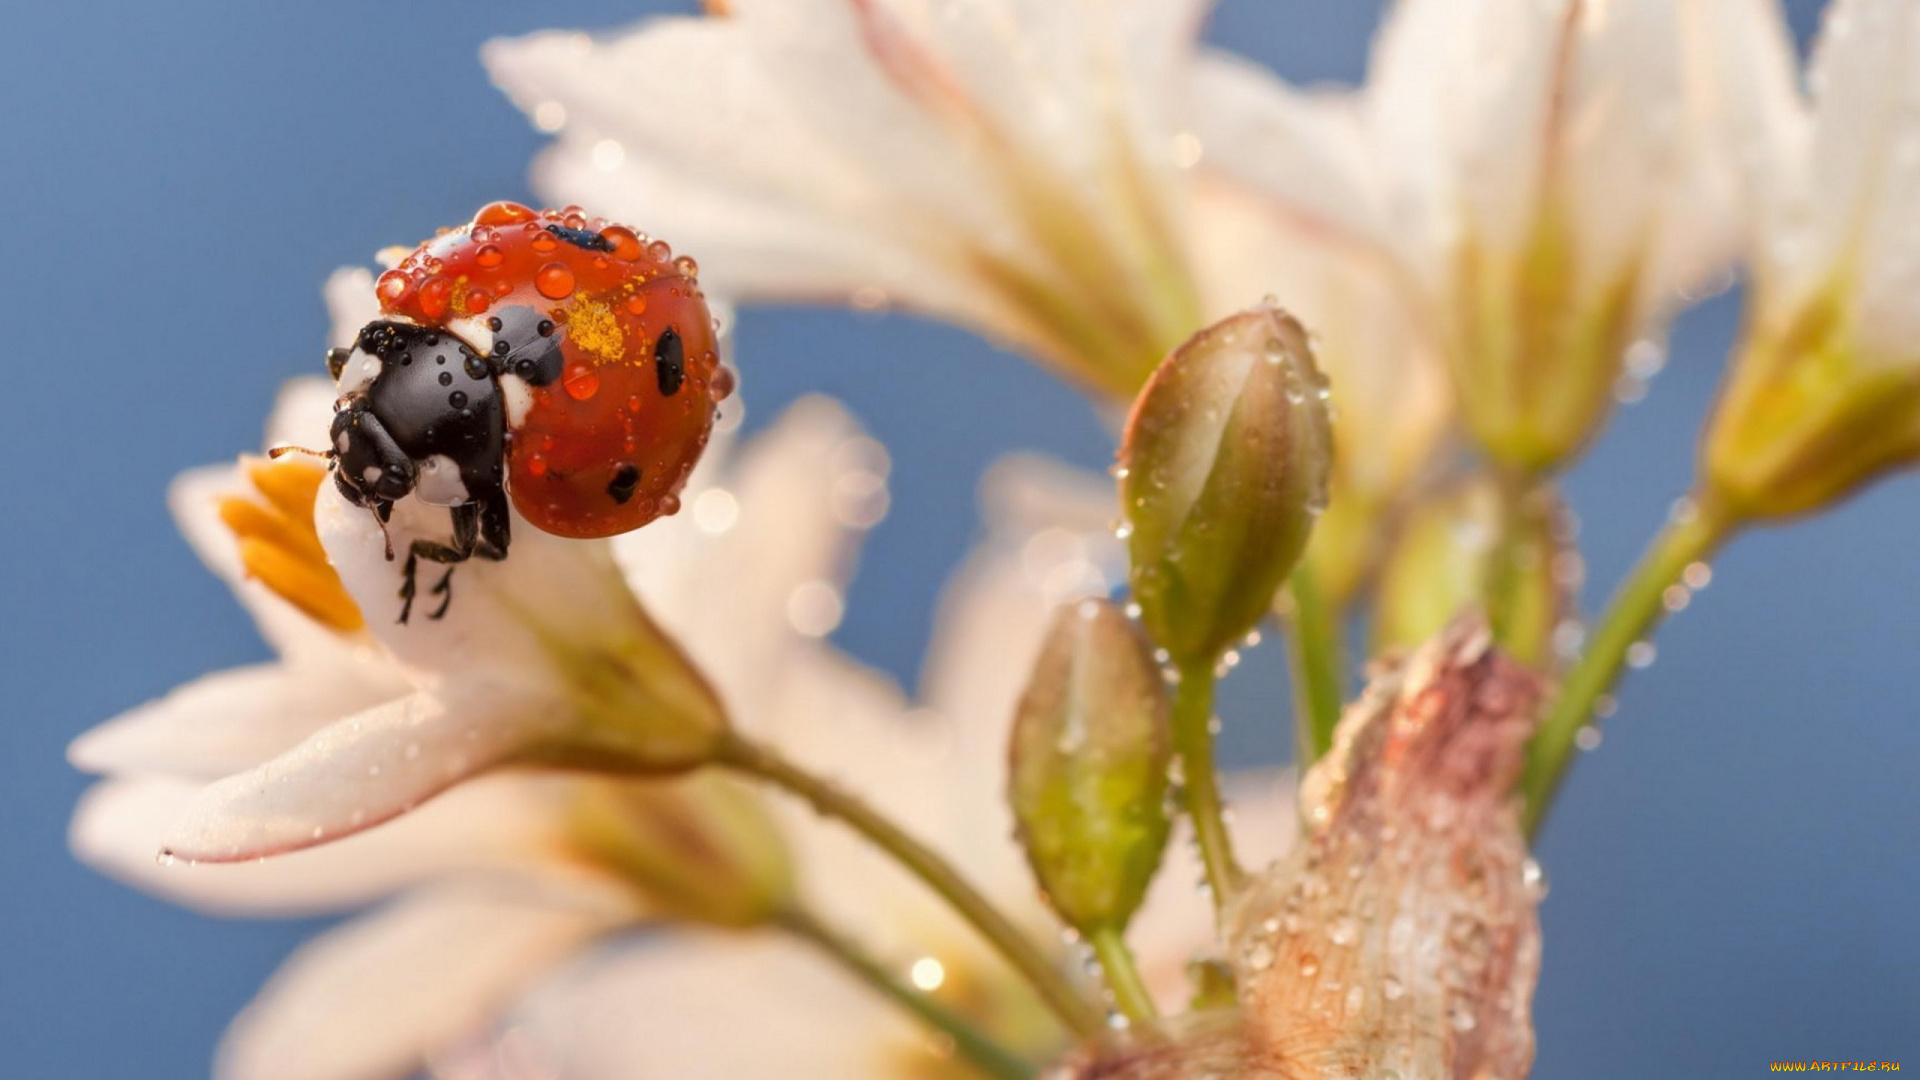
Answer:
376, 202, 727, 539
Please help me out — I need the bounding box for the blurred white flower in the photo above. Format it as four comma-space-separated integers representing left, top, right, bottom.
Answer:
1698, 0, 1920, 519
1195, 0, 1756, 472
483, 0, 1456, 599
445, 454, 1298, 1080
483, 0, 1212, 397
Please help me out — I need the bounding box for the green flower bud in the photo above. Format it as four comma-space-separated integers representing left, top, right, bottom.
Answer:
1118, 305, 1333, 667
569, 773, 794, 929
1008, 599, 1173, 936
1373, 478, 1570, 670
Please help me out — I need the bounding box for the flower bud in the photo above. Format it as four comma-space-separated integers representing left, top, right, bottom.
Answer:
1704, 292, 1920, 521
1373, 478, 1570, 670
1118, 305, 1333, 667
567, 773, 794, 929
1008, 599, 1174, 936
1053, 618, 1546, 1080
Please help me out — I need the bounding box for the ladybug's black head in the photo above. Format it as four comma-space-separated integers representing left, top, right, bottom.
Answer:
327, 320, 507, 514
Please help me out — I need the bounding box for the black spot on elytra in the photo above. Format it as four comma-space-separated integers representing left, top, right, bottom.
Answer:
606, 463, 641, 505
655, 328, 685, 397
546, 224, 615, 253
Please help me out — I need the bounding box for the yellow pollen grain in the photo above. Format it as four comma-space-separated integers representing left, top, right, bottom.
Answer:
561, 297, 625, 365
223, 456, 365, 633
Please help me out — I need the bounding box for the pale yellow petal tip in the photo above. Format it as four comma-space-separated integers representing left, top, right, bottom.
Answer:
222, 455, 365, 634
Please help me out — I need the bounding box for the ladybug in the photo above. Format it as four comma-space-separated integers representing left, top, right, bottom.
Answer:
322, 201, 731, 622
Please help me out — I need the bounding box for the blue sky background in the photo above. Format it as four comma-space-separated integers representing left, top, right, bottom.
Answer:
1, 1, 1912, 1077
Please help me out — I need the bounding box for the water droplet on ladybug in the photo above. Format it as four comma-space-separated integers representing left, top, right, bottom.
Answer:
600, 226, 643, 262
710, 365, 737, 402
417, 278, 452, 319
376, 270, 410, 305
475, 201, 535, 227
593, 256, 609, 270
625, 296, 648, 316
673, 255, 699, 277
465, 290, 491, 314
530, 230, 559, 253
660, 494, 681, 516
475, 245, 505, 269
536, 263, 576, 299
527, 454, 549, 477
646, 240, 672, 263
563, 362, 601, 401
627, 395, 644, 413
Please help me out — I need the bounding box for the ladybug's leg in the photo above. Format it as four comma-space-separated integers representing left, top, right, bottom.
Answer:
399, 504, 483, 622
473, 487, 511, 562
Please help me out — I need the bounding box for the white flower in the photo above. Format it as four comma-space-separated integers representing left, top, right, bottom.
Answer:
483, 0, 1216, 398
1194, 0, 1755, 472
69, 272, 890, 1080
1698, 0, 1920, 519
445, 455, 1298, 1080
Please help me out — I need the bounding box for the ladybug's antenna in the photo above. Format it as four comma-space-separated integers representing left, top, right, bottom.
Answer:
268, 444, 333, 461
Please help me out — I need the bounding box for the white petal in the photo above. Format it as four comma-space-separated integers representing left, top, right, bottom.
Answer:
485, 21, 980, 319
489, 1, 1214, 381
616, 395, 883, 729
1187, 52, 1391, 256
506, 932, 909, 1080
72, 776, 572, 917
323, 267, 379, 350
68, 661, 400, 781
314, 483, 649, 690
161, 687, 547, 863
217, 886, 623, 1080
1805, 0, 1920, 354
1366, 0, 1564, 271
1690, 0, 1809, 294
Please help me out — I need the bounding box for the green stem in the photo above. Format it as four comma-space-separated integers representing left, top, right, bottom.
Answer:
1171, 663, 1241, 917
718, 734, 1106, 1038
781, 909, 1038, 1080
1486, 469, 1543, 657
1521, 498, 1736, 835
1085, 925, 1157, 1024
1284, 568, 1346, 767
